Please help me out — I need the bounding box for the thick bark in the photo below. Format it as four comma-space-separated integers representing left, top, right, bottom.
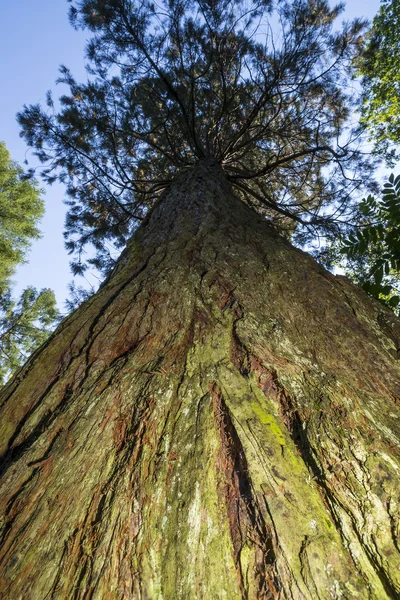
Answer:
1, 161, 400, 599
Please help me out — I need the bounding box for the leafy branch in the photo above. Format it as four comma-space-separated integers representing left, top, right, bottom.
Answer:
340, 174, 400, 310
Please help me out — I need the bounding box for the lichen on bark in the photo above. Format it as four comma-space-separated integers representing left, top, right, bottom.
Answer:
0, 161, 399, 599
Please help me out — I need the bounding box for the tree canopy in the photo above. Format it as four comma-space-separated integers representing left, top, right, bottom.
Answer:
330, 0, 400, 311
0, 142, 44, 292
18, 0, 371, 276
358, 0, 400, 158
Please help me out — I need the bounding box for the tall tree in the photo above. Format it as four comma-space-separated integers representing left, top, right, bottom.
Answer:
1, 1, 400, 598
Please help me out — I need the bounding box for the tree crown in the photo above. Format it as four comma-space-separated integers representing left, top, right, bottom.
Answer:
18, 0, 370, 275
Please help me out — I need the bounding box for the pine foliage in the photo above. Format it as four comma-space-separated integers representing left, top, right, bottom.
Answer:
18, 0, 371, 275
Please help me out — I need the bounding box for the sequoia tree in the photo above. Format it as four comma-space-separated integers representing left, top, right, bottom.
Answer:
1, 1, 400, 598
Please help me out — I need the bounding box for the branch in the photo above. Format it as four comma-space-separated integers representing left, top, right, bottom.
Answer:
228, 145, 347, 180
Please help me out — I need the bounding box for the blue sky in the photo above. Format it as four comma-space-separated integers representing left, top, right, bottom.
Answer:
0, 1, 87, 309
0, 0, 383, 310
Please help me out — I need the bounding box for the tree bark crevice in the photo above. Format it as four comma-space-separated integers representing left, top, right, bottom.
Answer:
211, 382, 280, 599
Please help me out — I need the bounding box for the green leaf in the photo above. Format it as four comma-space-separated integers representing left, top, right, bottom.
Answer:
374, 265, 384, 284
362, 281, 382, 297
381, 285, 392, 295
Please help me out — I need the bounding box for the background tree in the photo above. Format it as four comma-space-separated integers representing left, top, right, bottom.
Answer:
0, 287, 59, 384
357, 0, 400, 159
0, 142, 44, 291
331, 0, 400, 310
0, 142, 59, 383
1, 1, 400, 598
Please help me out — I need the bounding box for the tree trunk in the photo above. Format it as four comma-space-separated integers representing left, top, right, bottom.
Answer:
1, 161, 400, 599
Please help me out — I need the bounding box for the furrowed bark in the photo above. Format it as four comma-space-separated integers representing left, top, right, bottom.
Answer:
0, 161, 399, 599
